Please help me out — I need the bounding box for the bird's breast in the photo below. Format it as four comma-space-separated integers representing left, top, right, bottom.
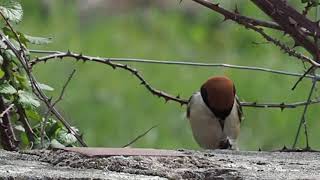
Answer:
187, 92, 241, 149
187, 92, 223, 149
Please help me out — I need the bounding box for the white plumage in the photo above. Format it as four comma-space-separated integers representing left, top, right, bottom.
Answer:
187, 78, 242, 150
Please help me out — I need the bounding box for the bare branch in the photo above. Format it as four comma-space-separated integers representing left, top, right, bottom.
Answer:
122, 125, 158, 148
0, 104, 14, 118
241, 98, 320, 109
41, 70, 76, 147
0, 98, 18, 150
251, 0, 319, 57
16, 104, 36, 144
191, 0, 320, 67
191, 0, 317, 37
291, 66, 315, 91
292, 79, 317, 149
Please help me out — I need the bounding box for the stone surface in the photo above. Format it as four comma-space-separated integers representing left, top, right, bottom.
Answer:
0, 148, 320, 179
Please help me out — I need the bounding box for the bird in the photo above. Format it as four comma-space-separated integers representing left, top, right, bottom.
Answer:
187, 76, 243, 150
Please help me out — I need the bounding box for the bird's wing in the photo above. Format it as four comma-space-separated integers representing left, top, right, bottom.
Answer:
186, 92, 197, 118
235, 95, 244, 122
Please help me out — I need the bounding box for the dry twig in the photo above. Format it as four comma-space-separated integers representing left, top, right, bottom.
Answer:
40, 70, 76, 147
122, 125, 158, 148
0, 104, 14, 118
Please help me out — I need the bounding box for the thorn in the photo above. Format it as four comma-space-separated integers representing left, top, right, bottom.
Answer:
140, 81, 146, 85
223, 16, 229, 22
110, 64, 116, 69
280, 102, 285, 111
44, 59, 47, 63
164, 97, 170, 103
258, 147, 262, 151
293, 41, 301, 48
282, 31, 288, 36
282, 145, 287, 151
234, 4, 239, 14
314, 20, 320, 27
79, 53, 83, 58
176, 94, 180, 99
66, 50, 71, 55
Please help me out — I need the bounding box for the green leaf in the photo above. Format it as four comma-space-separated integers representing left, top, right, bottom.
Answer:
0, 0, 23, 23
25, 109, 41, 121
18, 90, 40, 108
17, 31, 29, 46
46, 119, 63, 138
38, 83, 54, 91
24, 34, 52, 45
3, 26, 15, 39
2, 28, 28, 47
0, 82, 17, 94
33, 137, 50, 149
20, 132, 29, 146
0, 69, 4, 78
14, 72, 28, 89
14, 125, 25, 132
50, 139, 65, 148
56, 130, 77, 146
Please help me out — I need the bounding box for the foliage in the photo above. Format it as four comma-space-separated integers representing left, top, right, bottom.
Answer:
0, 0, 78, 150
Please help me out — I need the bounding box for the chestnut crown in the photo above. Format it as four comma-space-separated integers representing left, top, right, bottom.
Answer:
200, 76, 236, 119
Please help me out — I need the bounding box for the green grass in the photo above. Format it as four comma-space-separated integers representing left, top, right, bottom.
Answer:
16, 1, 320, 150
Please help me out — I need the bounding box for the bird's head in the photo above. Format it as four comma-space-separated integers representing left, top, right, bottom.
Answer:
200, 76, 236, 119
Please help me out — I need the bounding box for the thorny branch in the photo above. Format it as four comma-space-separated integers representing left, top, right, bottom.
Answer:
31, 51, 188, 105
30, 51, 320, 109
29, 49, 319, 80
0, 12, 87, 147
190, 0, 320, 68
190, 0, 317, 37
251, 0, 319, 56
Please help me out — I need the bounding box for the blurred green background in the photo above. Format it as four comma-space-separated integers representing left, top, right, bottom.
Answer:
18, 0, 320, 150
